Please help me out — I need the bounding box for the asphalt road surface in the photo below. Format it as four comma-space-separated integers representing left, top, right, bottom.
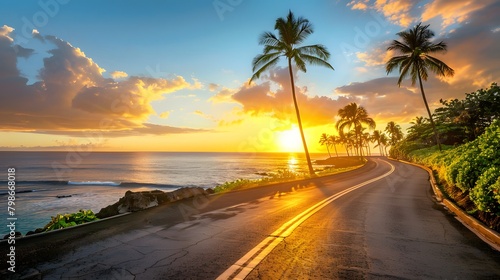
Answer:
3, 158, 500, 279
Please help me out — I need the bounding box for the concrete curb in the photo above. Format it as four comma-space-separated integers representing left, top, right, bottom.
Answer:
0, 212, 131, 244
388, 158, 500, 251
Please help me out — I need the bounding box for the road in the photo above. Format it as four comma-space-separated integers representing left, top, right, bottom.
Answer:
3, 158, 500, 279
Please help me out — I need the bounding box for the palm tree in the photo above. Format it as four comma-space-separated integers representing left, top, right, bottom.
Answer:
328, 135, 339, 157
336, 103, 376, 157
379, 133, 389, 156
250, 10, 334, 176
385, 121, 404, 146
386, 22, 454, 151
319, 133, 332, 158
339, 133, 351, 157
371, 130, 384, 156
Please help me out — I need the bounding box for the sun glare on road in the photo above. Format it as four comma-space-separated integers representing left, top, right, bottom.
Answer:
277, 126, 303, 153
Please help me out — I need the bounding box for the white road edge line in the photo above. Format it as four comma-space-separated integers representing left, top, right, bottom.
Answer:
216, 159, 395, 280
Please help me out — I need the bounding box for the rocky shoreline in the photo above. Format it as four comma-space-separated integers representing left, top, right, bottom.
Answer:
96, 187, 214, 218
4, 187, 215, 238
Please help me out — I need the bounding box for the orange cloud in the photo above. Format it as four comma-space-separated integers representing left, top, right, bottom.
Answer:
110, 71, 128, 79
224, 67, 352, 127
374, 0, 414, 27
356, 48, 395, 67
348, 1, 369, 11
422, 0, 495, 29
0, 27, 201, 136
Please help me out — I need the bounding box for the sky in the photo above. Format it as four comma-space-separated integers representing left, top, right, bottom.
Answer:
0, 0, 498, 153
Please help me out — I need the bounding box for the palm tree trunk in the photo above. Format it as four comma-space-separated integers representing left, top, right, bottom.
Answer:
417, 68, 442, 151
333, 143, 338, 157
288, 58, 315, 176
326, 145, 331, 158
344, 143, 350, 157
357, 128, 363, 157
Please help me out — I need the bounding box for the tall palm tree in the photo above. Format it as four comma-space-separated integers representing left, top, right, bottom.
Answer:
386, 22, 454, 151
385, 121, 404, 146
250, 10, 334, 176
336, 103, 376, 157
319, 133, 332, 158
327, 135, 339, 157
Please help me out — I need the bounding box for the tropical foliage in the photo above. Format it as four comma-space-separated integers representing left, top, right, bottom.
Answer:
406, 83, 500, 145
390, 120, 500, 217
250, 10, 334, 175
336, 102, 376, 156
43, 209, 99, 232
318, 103, 401, 157
386, 22, 454, 151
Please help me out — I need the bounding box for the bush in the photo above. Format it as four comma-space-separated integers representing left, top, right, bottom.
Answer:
43, 209, 99, 232
396, 120, 500, 215
471, 167, 500, 214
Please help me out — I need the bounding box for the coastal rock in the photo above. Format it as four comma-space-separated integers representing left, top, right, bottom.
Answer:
96, 187, 212, 219
3, 231, 22, 240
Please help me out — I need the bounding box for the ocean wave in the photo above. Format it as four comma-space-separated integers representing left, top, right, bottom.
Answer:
68, 181, 121, 186
0, 180, 188, 189
0, 189, 37, 196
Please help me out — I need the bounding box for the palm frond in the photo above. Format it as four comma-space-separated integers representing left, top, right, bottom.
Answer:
300, 54, 334, 70
252, 52, 282, 72
297, 44, 331, 60
259, 32, 280, 46
425, 55, 455, 77
249, 56, 280, 84
292, 53, 307, 72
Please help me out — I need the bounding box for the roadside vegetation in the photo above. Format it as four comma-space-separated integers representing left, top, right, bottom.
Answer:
214, 163, 365, 193
390, 83, 500, 231
26, 209, 99, 235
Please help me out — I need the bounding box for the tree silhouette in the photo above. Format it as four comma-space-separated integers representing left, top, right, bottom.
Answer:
336, 103, 376, 157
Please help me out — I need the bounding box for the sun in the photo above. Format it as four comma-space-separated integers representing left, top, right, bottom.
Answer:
277, 126, 303, 153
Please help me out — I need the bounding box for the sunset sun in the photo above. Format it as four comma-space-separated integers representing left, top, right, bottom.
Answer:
277, 126, 303, 153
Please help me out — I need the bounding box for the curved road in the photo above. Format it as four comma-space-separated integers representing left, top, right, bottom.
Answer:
3, 158, 500, 279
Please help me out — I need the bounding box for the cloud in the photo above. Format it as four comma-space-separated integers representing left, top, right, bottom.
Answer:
208, 83, 219, 92
348, 0, 369, 11
430, 1, 500, 88
421, 0, 496, 29
335, 77, 428, 123
28, 123, 206, 137
0, 28, 201, 135
159, 111, 171, 118
224, 67, 352, 127
110, 71, 128, 79
374, 0, 414, 27
356, 48, 395, 67
0, 25, 14, 40
210, 87, 237, 103
347, 0, 415, 27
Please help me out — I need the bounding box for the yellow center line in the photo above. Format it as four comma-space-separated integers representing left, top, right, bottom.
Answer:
216, 159, 395, 280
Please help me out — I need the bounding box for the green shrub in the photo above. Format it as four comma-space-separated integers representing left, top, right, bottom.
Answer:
43, 209, 99, 232
471, 166, 500, 214
396, 120, 500, 214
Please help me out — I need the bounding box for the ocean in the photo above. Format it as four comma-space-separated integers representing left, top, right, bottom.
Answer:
0, 151, 329, 235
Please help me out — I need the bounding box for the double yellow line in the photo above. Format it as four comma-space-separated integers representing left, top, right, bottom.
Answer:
217, 159, 395, 280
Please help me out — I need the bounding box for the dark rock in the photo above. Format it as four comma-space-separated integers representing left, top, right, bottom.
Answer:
96, 187, 211, 219
3, 231, 22, 240
26, 228, 45, 236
